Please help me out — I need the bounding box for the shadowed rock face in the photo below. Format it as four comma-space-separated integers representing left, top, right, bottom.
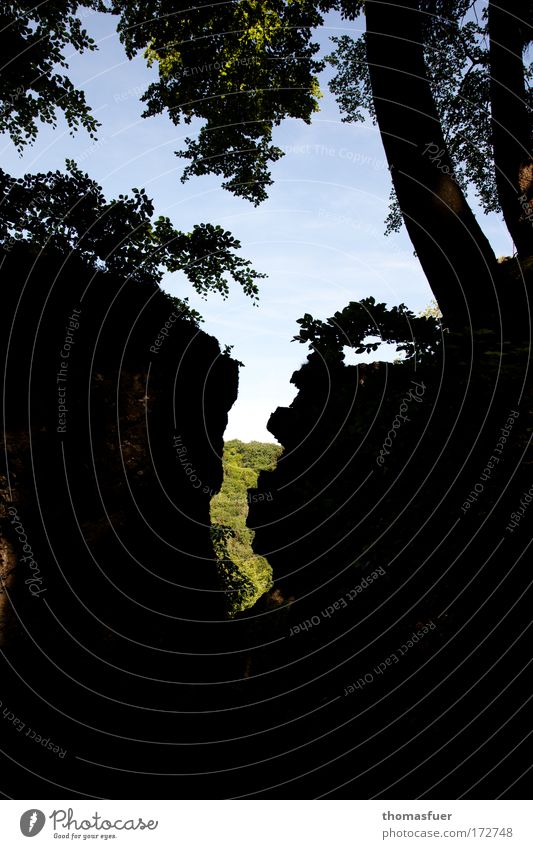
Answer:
0, 244, 242, 795
2, 243, 532, 798
245, 301, 533, 798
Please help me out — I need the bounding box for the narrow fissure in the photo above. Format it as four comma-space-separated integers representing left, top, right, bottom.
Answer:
210, 439, 281, 615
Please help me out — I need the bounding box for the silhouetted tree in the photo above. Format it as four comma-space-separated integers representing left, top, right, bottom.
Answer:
0, 0, 105, 148
0, 162, 263, 307
113, 0, 532, 328
0, 1, 266, 309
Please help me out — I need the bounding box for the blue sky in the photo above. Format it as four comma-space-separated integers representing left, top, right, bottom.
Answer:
1, 10, 512, 441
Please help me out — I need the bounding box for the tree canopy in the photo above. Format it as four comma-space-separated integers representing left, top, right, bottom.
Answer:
0, 2, 266, 312
329, 0, 533, 235
107, 0, 532, 330
0, 0, 105, 148
1, 0, 532, 327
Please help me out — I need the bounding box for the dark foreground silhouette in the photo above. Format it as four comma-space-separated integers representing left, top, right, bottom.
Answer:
1, 245, 532, 799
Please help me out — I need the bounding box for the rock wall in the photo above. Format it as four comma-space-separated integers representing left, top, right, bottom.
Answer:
0, 244, 241, 795
2, 245, 532, 798
245, 322, 533, 797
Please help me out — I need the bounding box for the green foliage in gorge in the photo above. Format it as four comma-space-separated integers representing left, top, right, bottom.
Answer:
211, 440, 282, 615
419, 299, 443, 320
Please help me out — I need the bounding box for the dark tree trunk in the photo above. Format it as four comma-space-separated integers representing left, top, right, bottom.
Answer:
489, 0, 533, 259
365, 0, 499, 331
